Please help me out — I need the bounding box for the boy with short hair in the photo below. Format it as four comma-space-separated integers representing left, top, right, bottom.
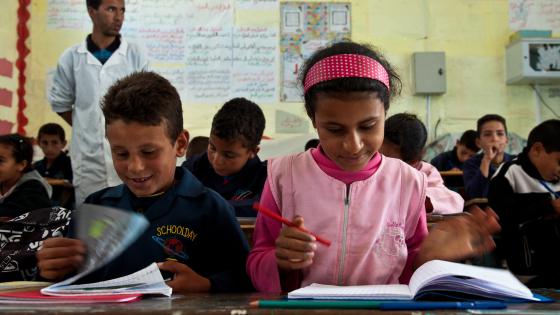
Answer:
430, 130, 479, 171
183, 98, 267, 217
33, 123, 72, 182
489, 119, 560, 287
463, 114, 513, 199
37, 72, 251, 293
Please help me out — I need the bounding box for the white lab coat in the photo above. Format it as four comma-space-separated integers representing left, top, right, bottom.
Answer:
49, 37, 149, 206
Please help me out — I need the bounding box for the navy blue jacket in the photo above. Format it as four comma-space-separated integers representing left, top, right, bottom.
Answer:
463, 153, 513, 199
75, 167, 251, 292
430, 148, 463, 171
183, 152, 267, 217
33, 152, 73, 181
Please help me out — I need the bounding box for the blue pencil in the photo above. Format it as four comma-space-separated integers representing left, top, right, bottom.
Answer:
379, 301, 506, 310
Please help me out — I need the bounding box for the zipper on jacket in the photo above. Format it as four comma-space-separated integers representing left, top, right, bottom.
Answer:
337, 184, 351, 285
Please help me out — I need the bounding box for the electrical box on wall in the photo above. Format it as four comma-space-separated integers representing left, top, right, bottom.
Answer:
412, 52, 446, 95
506, 38, 560, 85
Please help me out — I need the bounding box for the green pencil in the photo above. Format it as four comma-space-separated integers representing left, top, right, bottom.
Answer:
250, 299, 381, 309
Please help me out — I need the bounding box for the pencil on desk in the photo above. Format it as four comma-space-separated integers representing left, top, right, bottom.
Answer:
252, 203, 331, 246
250, 300, 380, 309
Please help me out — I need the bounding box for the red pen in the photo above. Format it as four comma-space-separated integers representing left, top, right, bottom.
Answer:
253, 203, 331, 246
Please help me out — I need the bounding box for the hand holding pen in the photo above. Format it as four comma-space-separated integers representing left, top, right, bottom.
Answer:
253, 203, 331, 271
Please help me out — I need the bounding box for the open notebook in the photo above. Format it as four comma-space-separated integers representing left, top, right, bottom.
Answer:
288, 260, 541, 302
39, 204, 171, 297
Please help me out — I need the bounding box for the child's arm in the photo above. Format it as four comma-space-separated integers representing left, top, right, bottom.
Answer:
247, 180, 306, 293
36, 237, 86, 280
414, 206, 500, 268
275, 216, 317, 270
158, 261, 210, 293
463, 156, 489, 199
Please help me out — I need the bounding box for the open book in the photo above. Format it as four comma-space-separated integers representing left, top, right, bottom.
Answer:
39, 204, 171, 297
288, 260, 540, 302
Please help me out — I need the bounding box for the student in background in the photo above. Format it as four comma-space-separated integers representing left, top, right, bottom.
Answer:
463, 114, 513, 199
489, 119, 560, 288
431, 130, 479, 171
37, 72, 251, 293
184, 136, 209, 162
304, 138, 320, 151
0, 134, 52, 219
381, 113, 463, 214
183, 98, 267, 218
247, 41, 499, 293
33, 123, 72, 182
49, 0, 149, 207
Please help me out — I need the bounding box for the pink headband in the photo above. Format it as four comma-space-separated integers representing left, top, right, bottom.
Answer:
303, 54, 390, 93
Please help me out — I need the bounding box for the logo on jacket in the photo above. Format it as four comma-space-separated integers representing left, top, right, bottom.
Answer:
152, 236, 189, 260
374, 221, 405, 257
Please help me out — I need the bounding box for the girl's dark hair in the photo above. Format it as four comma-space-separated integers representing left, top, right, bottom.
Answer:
299, 41, 402, 120
0, 133, 34, 172
384, 113, 427, 164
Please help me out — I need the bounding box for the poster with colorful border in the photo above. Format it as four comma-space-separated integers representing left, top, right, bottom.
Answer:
280, 2, 351, 102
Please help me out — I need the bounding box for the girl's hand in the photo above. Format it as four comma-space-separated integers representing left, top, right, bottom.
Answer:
275, 216, 317, 270
158, 260, 210, 293
36, 237, 86, 280
415, 206, 501, 268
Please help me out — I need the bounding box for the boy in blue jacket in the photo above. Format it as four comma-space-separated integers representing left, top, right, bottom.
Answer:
183, 98, 267, 217
37, 71, 251, 293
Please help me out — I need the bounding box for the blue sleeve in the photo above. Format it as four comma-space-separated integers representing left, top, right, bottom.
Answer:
463, 156, 488, 199
205, 196, 253, 292
430, 153, 447, 171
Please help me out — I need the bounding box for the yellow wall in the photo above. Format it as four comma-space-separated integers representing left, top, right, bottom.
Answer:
12, 0, 560, 142
0, 1, 18, 133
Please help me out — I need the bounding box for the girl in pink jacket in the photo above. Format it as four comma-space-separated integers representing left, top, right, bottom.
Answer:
381, 113, 464, 215
247, 41, 499, 293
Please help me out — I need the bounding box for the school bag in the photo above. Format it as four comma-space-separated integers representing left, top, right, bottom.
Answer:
0, 207, 72, 281
509, 216, 560, 275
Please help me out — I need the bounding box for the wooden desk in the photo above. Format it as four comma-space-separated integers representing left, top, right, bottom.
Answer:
0, 291, 559, 314
237, 217, 256, 246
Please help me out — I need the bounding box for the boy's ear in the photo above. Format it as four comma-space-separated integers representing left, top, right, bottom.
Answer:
62, 140, 67, 147
175, 130, 189, 157
251, 145, 260, 158
530, 142, 544, 156
475, 137, 481, 148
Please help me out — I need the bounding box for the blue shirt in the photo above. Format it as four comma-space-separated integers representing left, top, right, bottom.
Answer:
73, 167, 251, 292
463, 153, 514, 199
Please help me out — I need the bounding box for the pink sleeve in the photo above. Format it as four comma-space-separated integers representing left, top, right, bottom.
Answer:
423, 163, 464, 214
246, 178, 283, 293
399, 207, 428, 284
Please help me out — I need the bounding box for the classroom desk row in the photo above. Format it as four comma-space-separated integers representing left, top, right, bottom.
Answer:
1, 290, 559, 314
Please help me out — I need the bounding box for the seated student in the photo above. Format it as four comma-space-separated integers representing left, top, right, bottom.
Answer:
37, 72, 251, 293
304, 138, 320, 151
185, 136, 209, 162
33, 123, 74, 207
183, 98, 267, 218
463, 114, 513, 200
0, 134, 52, 220
489, 119, 560, 288
247, 41, 499, 293
381, 113, 463, 214
33, 123, 72, 181
431, 130, 479, 171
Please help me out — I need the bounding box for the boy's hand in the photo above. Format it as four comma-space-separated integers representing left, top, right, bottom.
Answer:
158, 261, 210, 293
275, 216, 317, 270
36, 237, 86, 280
551, 199, 560, 215
415, 206, 500, 268
481, 143, 499, 161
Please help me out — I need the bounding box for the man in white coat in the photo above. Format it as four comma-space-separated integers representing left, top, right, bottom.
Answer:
49, 0, 149, 206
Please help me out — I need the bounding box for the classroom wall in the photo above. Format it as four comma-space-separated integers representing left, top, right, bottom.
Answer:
0, 1, 19, 134
3, 0, 559, 152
